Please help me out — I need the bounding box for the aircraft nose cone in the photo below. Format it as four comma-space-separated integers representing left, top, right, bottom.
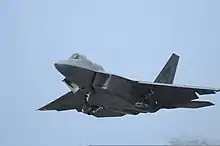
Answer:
54, 63, 60, 71
53, 60, 78, 78
54, 61, 67, 74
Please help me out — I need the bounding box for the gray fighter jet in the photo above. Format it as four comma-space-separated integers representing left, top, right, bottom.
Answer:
38, 53, 220, 117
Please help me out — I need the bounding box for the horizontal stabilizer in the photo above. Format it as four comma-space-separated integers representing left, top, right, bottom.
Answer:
172, 101, 214, 108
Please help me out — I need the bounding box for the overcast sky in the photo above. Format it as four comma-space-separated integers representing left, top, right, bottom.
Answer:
1, 0, 220, 145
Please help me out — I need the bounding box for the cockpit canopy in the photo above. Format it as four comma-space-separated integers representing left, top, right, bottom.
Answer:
69, 53, 87, 60
69, 53, 105, 72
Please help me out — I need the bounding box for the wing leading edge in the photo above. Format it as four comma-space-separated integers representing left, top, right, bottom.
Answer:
138, 81, 220, 95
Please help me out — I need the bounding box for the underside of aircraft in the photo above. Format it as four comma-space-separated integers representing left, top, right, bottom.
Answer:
38, 53, 220, 118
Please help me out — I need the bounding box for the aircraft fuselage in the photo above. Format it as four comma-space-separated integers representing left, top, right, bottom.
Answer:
38, 53, 219, 117
54, 58, 155, 114
55, 60, 96, 92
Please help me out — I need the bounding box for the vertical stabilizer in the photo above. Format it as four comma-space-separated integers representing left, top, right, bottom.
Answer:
154, 53, 179, 84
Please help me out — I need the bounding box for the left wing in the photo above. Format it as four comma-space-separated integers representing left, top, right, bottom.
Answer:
134, 81, 220, 104
138, 81, 220, 95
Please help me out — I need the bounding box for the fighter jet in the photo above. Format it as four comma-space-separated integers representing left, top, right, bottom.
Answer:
38, 53, 220, 117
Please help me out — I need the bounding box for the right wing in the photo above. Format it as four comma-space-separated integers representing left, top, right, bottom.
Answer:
164, 101, 214, 109
38, 91, 85, 111
38, 90, 127, 118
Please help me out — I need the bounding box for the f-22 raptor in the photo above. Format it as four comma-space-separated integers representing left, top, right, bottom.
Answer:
38, 53, 220, 117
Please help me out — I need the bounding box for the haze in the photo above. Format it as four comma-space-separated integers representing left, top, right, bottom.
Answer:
1, 0, 220, 145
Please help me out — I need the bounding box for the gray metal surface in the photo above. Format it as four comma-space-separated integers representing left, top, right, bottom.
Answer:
38, 53, 220, 118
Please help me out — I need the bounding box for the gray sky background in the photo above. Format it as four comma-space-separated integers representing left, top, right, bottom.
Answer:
1, 0, 220, 145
